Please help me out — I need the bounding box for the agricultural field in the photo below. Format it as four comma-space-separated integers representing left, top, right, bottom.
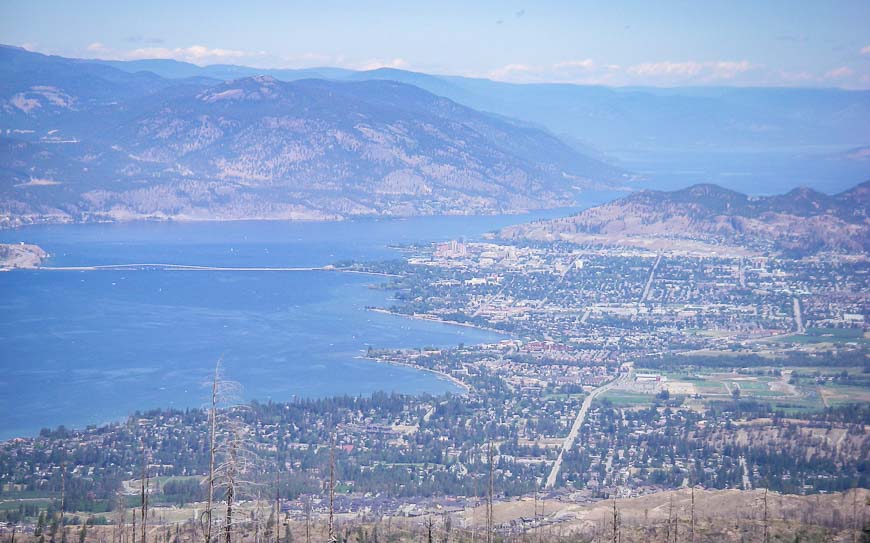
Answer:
624, 360, 870, 413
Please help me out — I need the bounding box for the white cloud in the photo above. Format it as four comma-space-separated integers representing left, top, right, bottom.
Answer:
628, 61, 703, 77
125, 45, 253, 64
357, 58, 410, 71
627, 60, 753, 81
488, 60, 613, 83
75, 42, 416, 72
25, 39, 870, 89
487, 63, 537, 81
487, 59, 757, 85
824, 66, 854, 79
708, 61, 754, 79
74, 43, 261, 65
494, 58, 604, 83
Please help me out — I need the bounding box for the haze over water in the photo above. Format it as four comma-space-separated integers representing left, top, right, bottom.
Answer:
0, 208, 599, 440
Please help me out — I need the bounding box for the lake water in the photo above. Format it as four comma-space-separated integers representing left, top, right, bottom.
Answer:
610, 146, 867, 195
0, 205, 606, 440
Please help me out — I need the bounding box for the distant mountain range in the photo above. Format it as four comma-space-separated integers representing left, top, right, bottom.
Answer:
2, 46, 869, 228
500, 182, 870, 255
0, 46, 625, 227
87, 55, 870, 195
92, 56, 870, 153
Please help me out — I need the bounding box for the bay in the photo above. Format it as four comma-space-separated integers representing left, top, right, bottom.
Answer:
0, 205, 605, 440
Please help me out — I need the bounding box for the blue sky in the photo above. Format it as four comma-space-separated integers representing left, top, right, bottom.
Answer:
2, 0, 869, 88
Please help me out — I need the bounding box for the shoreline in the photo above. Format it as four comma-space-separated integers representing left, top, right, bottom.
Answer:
357, 355, 471, 395
2, 354, 470, 443
0, 205, 582, 233
368, 307, 511, 337
1, 289, 479, 443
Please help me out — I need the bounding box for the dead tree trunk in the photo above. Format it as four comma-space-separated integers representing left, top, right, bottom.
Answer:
60, 463, 67, 543
303, 497, 311, 543
611, 500, 618, 543
205, 361, 220, 543
275, 469, 281, 543
223, 440, 237, 543
328, 436, 336, 543
486, 440, 494, 543
141, 449, 149, 543
690, 487, 695, 543
114, 489, 128, 543
665, 495, 673, 543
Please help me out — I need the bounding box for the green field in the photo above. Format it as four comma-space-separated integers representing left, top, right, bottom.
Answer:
819, 383, 870, 406
631, 365, 857, 412
768, 327, 867, 345
0, 498, 54, 512
597, 390, 654, 406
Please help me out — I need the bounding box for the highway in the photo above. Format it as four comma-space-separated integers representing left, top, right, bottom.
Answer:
793, 297, 805, 333
640, 254, 662, 303
544, 369, 631, 488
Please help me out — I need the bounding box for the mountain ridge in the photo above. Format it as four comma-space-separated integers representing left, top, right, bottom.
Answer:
81, 49, 870, 151
0, 47, 624, 228
499, 181, 870, 255
8, 45, 870, 195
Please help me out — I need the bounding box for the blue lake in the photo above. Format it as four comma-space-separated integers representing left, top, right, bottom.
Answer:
0, 205, 605, 440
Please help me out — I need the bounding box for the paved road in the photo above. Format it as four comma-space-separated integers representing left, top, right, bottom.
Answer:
471, 284, 507, 318
640, 254, 662, 303
739, 456, 752, 490
544, 371, 630, 488
793, 297, 805, 333
819, 386, 830, 408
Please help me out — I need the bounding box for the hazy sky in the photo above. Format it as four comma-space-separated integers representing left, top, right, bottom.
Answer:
2, 0, 869, 88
